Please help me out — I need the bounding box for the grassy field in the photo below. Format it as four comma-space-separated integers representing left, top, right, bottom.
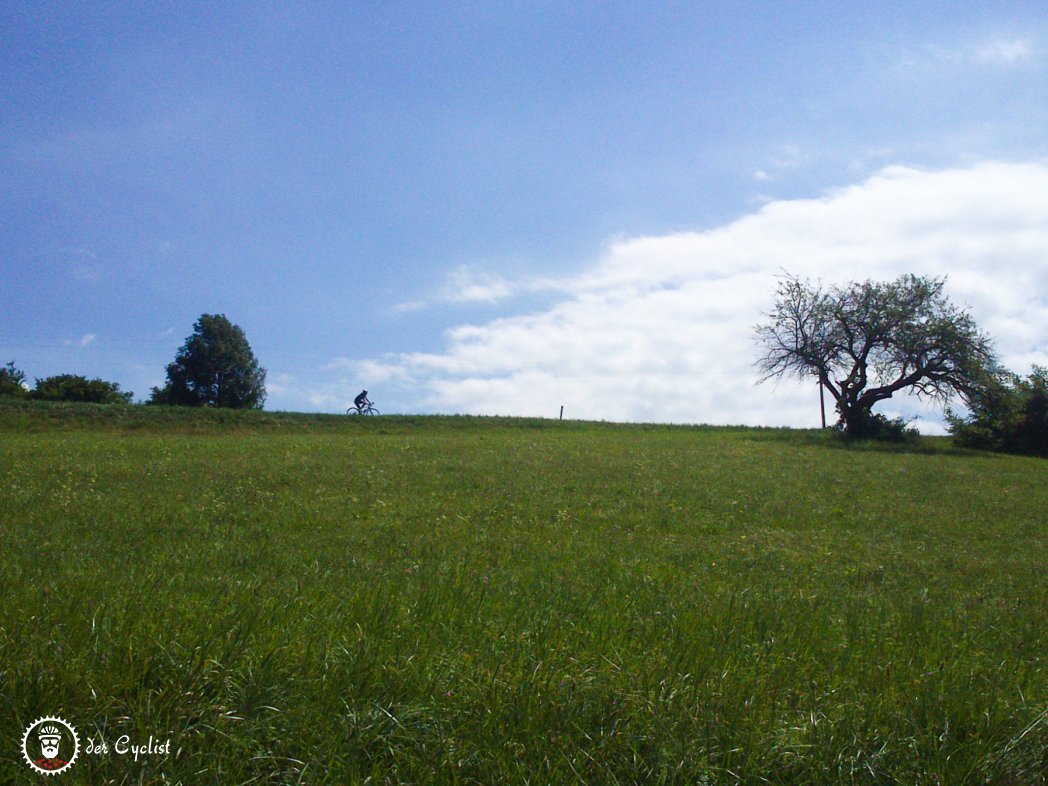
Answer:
0, 401, 1045, 785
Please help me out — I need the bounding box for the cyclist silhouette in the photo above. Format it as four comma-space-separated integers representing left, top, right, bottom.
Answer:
353, 389, 371, 412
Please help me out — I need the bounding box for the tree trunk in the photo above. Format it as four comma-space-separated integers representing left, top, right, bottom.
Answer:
837, 401, 871, 438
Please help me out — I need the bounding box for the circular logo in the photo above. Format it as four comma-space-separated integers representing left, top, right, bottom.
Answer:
22, 716, 79, 776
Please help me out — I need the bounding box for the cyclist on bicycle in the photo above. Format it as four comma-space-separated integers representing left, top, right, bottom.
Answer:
354, 389, 371, 413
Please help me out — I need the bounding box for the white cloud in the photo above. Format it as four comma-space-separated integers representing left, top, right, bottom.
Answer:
280, 357, 417, 413
446, 265, 514, 304
913, 36, 1036, 69
393, 265, 516, 313
393, 264, 568, 314
750, 145, 809, 186
64, 333, 96, 348
360, 162, 1048, 429
973, 38, 1033, 65
263, 372, 351, 412
262, 369, 344, 412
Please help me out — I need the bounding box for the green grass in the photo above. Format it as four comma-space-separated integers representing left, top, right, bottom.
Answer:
1, 401, 1045, 784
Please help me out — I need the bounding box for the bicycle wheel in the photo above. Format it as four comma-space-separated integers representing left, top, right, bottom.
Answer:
346, 407, 360, 415
365, 406, 380, 416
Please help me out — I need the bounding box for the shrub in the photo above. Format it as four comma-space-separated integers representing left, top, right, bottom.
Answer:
31, 374, 134, 405
835, 410, 919, 442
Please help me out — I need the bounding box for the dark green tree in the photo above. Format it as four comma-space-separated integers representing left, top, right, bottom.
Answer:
0, 362, 28, 398
947, 366, 1048, 457
151, 314, 266, 408
755, 274, 998, 438
31, 374, 133, 404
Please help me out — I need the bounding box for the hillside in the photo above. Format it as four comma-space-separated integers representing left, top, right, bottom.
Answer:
0, 401, 1045, 784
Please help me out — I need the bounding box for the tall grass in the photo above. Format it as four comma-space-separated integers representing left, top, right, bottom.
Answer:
0, 404, 1045, 784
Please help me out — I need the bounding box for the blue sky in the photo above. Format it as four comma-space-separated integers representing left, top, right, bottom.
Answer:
3, 2, 1047, 427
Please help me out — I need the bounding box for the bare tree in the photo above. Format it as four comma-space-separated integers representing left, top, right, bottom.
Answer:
755, 273, 998, 437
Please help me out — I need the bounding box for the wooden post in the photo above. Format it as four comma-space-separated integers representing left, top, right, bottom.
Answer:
559, 405, 564, 420
819, 380, 826, 429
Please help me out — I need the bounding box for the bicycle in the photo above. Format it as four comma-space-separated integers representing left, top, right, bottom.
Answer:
347, 402, 380, 416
